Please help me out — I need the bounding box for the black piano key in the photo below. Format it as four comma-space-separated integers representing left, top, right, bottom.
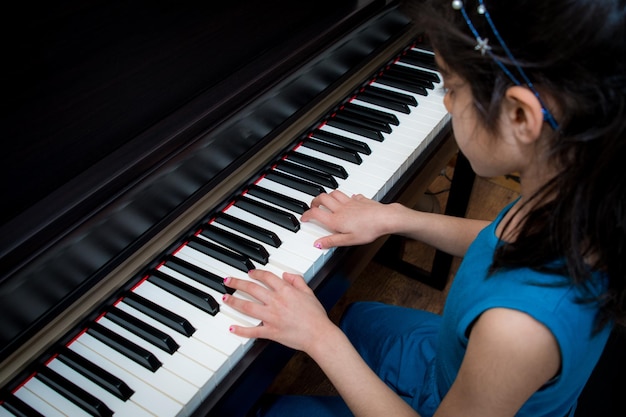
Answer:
326, 117, 385, 141
275, 160, 338, 189
165, 254, 235, 294
265, 170, 325, 197
375, 75, 428, 96
147, 270, 220, 316
342, 102, 399, 126
36, 366, 114, 417
201, 222, 270, 263
302, 139, 362, 164
186, 235, 255, 273
235, 196, 300, 232
381, 71, 435, 91
357, 90, 411, 114
286, 151, 348, 179
400, 49, 438, 71
247, 184, 309, 216
1, 393, 45, 417
363, 84, 417, 106
389, 62, 440, 83
105, 307, 179, 354
382, 70, 434, 91
333, 111, 392, 134
385, 65, 436, 88
309, 129, 371, 155
57, 346, 134, 401
123, 292, 195, 337
87, 322, 162, 372
214, 213, 281, 248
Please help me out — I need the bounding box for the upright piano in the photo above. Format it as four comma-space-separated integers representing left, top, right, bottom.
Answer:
0, 1, 454, 416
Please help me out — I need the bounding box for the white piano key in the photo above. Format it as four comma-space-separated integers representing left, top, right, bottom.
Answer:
72, 332, 198, 409
115, 299, 250, 368
0, 406, 15, 417
68, 339, 185, 417
96, 316, 216, 389
20, 377, 91, 417
133, 278, 256, 353
47, 358, 155, 417
13, 383, 68, 417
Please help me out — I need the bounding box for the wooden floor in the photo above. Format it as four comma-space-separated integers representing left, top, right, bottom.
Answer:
264, 154, 521, 397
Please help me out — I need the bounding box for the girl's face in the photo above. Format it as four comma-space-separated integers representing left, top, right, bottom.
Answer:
437, 56, 526, 179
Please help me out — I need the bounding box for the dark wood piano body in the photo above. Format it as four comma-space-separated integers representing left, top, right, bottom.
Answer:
0, 1, 455, 415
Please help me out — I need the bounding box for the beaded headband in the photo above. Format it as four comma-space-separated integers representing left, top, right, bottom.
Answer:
451, 0, 559, 130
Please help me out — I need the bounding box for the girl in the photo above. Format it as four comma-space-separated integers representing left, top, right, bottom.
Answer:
222, 0, 626, 415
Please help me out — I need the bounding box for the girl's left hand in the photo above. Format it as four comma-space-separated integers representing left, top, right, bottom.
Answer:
222, 269, 334, 354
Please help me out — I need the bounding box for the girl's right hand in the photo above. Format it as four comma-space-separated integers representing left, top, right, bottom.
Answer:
301, 190, 394, 249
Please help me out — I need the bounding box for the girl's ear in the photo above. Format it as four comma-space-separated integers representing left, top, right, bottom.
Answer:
503, 86, 545, 144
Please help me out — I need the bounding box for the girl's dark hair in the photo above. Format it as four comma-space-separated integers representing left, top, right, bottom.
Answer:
411, 0, 626, 327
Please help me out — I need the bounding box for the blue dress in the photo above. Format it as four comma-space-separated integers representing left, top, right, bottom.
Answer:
258, 202, 611, 416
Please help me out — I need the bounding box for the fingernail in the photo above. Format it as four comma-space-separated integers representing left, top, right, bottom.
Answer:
228, 326, 234, 333
314, 242, 322, 249
223, 277, 231, 284
222, 294, 229, 302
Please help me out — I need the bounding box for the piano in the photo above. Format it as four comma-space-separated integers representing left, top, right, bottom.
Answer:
0, 0, 455, 416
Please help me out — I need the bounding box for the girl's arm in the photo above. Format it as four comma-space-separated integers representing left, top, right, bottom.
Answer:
301, 190, 489, 257
223, 270, 421, 417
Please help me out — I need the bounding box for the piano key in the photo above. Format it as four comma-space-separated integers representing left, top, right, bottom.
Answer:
308, 129, 372, 155
186, 235, 255, 273
46, 359, 153, 417
274, 160, 338, 189
164, 254, 234, 294
399, 47, 438, 70
96, 316, 216, 389
246, 184, 309, 216
201, 222, 271, 263
0, 393, 44, 417
357, 89, 411, 114
374, 73, 428, 96
389, 61, 440, 83
34, 366, 113, 417
383, 66, 435, 89
214, 212, 282, 247
207, 215, 330, 280
56, 346, 134, 401
284, 151, 348, 180
341, 102, 399, 126
174, 240, 295, 285
105, 307, 179, 354
87, 323, 161, 372
362, 84, 418, 107
123, 291, 196, 337
234, 196, 300, 232
301, 138, 363, 164
147, 269, 220, 316
74, 333, 199, 408
68, 339, 186, 416
264, 170, 326, 197
132, 278, 255, 351
13, 383, 69, 417
17, 378, 88, 417
326, 115, 385, 141
333, 110, 393, 134
115, 298, 249, 364
220, 206, 326, 270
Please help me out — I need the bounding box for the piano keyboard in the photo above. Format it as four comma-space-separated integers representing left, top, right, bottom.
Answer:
0, 45, 450, 417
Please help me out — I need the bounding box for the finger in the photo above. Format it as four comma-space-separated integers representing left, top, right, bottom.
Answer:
224, 276, 272, 304
312, 232, 357, 249
248, 268, 285, 290
282, 272, 311, 292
